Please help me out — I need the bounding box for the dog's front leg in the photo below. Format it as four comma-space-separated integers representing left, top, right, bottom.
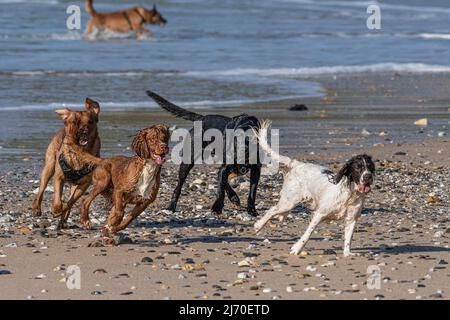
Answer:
103, 191, 125, 236
136, 26, 153, 39
247, 164, 261, 216
211, 165, 230, 215
57, 181, 91, 230
113, 200, 151, 232
84, 20, 95, 37
290, 211, 325, 255
167, 163, 194, 212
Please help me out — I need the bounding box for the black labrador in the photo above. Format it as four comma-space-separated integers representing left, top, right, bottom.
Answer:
146, 90, 261, 216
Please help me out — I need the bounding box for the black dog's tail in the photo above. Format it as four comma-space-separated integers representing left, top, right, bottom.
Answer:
146, 90, 203, 122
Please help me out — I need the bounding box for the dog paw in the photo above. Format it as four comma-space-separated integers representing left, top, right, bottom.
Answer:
158, 209, 174, 215
228, 194, 241, 207
211, 202, 224, 215
101, 227, 110, 237
56, 221, 68, 230
80, 219, 92, 230
253, 222, 263, 234
32, 207, 42, 217
290, 243, 304, 255
247, 207, 258, 217
165, 203, 177, 213
343, 251, 359, 258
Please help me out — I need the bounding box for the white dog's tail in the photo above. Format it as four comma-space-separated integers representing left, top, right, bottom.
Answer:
255, 120, 295, 168
86, 0, 97, 16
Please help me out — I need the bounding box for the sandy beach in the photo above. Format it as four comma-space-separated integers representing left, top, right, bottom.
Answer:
0, 73, 449, 300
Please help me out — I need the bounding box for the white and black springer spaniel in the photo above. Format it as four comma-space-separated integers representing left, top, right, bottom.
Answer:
254, 121, 375, 257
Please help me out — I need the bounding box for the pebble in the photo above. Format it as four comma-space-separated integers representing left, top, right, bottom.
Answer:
430, 292, 443, 298
141, 257, 153, 263
0, 270, 12, 275
306, 265, 317, 272
93, 268, 107, 274
286, 286, 294, 293
433, 231, 444, 238
262, 288, 273, 293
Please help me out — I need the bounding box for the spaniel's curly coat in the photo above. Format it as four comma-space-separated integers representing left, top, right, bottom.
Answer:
81, 124, 169, 236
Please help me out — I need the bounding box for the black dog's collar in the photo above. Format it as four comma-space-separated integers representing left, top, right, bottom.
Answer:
58, 153, 94, 183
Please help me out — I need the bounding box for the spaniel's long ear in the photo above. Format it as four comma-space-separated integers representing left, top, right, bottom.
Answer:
334, 159, 353, 184
131, 129, 151, 158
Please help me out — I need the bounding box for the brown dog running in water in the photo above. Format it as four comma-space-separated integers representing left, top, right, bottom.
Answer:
80, 125, 169, 236
32, 98, 101, 229
85, 0, 167, 38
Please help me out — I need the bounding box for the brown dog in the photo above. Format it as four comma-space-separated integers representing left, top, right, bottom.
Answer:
32, 98, 101, 228
80, 124, 169, 236
85, 0, 167, 38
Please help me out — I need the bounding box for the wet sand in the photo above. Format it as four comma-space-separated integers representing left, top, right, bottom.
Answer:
0, 72, 449, 300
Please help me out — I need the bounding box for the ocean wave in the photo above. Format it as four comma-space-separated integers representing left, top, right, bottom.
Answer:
0, 95, 311, 112
1, 70, 178, 77
184, 63, 450, 78
49, 32, 83, 41
0, 30, 159, 41
416, 33, 450, 40
0, 0, 58, 4
4, 63, 450, 79
285, 0, 450, 14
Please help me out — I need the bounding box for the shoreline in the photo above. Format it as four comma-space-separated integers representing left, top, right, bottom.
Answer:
1, 72, 449, 162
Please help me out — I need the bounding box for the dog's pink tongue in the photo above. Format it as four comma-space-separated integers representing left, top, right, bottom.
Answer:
358, 183, 371, 193
154, 155, 166, 164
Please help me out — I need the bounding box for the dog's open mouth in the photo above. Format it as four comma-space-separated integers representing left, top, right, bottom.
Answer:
357, 183, 371, 193
79, 137, 89, 146
151, 152, 166, 165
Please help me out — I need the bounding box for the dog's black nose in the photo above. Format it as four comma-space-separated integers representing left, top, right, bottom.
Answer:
362, 173, 373, 184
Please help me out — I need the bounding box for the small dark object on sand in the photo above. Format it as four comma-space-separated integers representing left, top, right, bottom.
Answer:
289, 104, 308, 111
0, 270, 12, 275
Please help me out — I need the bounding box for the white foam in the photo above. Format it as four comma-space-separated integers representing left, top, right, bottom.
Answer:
49, 32, 83, 41
184, 63, 450, 78
416, 33, 450, 40
6, 70, 173, 77
0, 94, 313, 112
285, 0, 450, 14
0, 0, 58, 4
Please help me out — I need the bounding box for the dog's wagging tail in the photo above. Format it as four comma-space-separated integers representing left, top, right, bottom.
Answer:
146, 90, 203, 122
